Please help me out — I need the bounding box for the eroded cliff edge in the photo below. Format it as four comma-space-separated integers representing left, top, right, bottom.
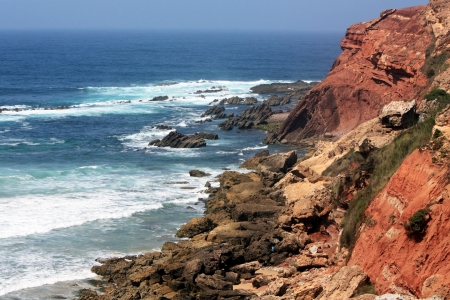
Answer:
267, 6, 432, 144
79, 1, 450, 299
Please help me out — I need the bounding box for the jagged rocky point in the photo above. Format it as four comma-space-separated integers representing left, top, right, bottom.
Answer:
79, 1, 450, 299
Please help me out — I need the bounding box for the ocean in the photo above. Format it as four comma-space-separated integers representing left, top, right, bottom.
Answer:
0, 30, 341, 299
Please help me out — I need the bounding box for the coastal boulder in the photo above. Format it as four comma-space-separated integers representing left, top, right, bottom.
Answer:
379, 99, 416, 128
176, 217, 216, 238
263, 95, 291, 106
239, 149, 270, 170
317, 266, 367, 300
189, 170, 211, 177
149, 131, 207, 148
259, 150, 297, 174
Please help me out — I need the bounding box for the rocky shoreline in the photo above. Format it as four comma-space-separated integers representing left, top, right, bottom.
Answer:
82, 92, 423, 300
78, 1, 450, 299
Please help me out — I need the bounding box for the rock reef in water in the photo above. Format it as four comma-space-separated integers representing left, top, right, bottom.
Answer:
268, 6, 432, 143
149, 131, 207, 148
81, 2, 450, 299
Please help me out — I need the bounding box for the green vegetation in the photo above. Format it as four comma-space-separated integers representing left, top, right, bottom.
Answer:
336, 89, 450, 250
340, 117, 435, 248
354, 281, 377, 297
433, 128, 443, 139
422, 38, 449, 79
406, 209, 428, 233
424, 88, 450, 101
254, 122, 282, 132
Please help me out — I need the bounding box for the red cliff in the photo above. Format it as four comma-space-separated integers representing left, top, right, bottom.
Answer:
272, 6, 432, 143
349, 146, 450, 297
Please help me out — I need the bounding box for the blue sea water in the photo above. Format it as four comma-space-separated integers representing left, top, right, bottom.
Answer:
0, 30, 342, 299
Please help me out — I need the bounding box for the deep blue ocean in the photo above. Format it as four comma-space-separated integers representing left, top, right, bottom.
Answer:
0, 30, 341, 299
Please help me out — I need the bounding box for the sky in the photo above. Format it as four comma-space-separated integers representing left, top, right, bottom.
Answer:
0, 0, 428, 32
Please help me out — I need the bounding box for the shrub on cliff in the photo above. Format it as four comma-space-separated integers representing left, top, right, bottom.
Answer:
424, 88, 450, 101
337, 113, 435, 249
404, 209, 429, 234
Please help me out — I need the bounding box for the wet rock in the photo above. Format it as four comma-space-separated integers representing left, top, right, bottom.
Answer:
218, 105, 273, 131
189, 170, 211, 177
194, 132, 219, 140
156, 125, 173, 130
202, 106, 225, 117
250, 80, 317, 94
150, 131, 207, 148
150, 95, 169, 101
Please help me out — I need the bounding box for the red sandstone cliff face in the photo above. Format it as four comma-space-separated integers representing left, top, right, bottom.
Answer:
349, 148, 450, 298
273, 6, 432, 143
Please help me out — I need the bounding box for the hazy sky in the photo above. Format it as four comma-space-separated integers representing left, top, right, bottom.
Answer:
0, 0, 428, 32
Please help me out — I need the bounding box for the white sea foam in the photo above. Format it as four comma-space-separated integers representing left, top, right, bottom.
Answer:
118, 126, 175, 148
0, 192, 163, 240
0, 263, 95, 297
0, 79, 296, 122
242, 145, 268, 151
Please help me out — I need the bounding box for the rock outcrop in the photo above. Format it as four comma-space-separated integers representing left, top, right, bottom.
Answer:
250, 80, 318, 94
350, 143, 450, 297
268, 6, 433, 143
218, 105, 273, 131
149, 131, 206, 148
425, 0, 450, 92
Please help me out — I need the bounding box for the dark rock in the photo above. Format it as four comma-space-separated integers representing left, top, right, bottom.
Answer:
218, 105, 272, 131
242, 97, 258, 105
150, 131, 206, 148
155, 82, 177, 86
230, 261, 262, 275
194, 87, 226, 94
189, 170, 211, 177
250, 80, 318, 94
231, 204, 282, 222
263, 95, 291, 106
156, 125, 173, 130
149, 139, 161, 146
195, 274, 233, 291
202, 106, 225, 117
224, 272, 240, 285
194, 132, 219, 140
150, 95, 169, 101
182, 259, 203, 285
78, 288, 98, 299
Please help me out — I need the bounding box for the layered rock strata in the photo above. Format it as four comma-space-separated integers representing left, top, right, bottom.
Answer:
268, 6, 433, 144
